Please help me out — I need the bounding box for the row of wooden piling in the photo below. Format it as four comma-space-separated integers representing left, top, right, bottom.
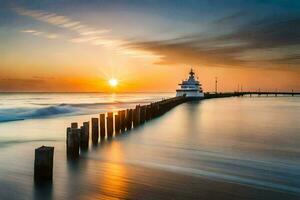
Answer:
65, 96, 187, 159
34, 96, 186, 181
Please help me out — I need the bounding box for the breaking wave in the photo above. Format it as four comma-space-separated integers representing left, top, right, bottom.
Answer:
0, 104, 79, 122
0, 100, 155, 123
0, 93, 172, 123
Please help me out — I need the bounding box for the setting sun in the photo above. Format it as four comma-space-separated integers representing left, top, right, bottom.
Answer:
109, 78, 118, 87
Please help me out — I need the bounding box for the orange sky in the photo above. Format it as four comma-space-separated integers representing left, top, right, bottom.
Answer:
0, 3, 299, 92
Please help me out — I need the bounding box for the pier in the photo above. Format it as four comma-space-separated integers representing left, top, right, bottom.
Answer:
63, 90, 299, 160
204, 91, 300, 99
34, 90, 299, 181
63, 95, 186, 159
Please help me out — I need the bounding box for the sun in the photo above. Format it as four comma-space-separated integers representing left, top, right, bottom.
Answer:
109, 78, 118, 87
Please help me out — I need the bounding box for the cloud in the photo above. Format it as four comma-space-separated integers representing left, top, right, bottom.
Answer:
126, 14, 300, 69
21, 29, 59, 39
13, 6, 300, 69
14, 7, 110, 36
14, 6, 160, 59
215, 16, 300, 49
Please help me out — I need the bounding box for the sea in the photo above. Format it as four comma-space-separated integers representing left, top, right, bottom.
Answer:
0, 93, 299, 200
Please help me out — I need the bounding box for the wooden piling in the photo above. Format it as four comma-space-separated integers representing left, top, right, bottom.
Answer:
140, 106, 146, 124
114, 114, 120, 135
118, 111, 123, 131
125, 109, 129, 130
67, 128, 80, 158
34, 146, 54, 182
145, 105, 151, 121
71, 122, 78, 129
132, 108, 137, 127
133, 105, 141, 127
65, 96, 187, 155
119, 110, 126, 132
100, 114, 106, 140
126, 109, 132, 130
91, 118, 99, 144
107, 112, 114, 138
80, 122, 89, 149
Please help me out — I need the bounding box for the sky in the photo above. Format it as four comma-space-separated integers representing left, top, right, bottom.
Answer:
0, 0, 299, 92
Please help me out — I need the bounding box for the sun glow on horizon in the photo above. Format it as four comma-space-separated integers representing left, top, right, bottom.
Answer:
109, 78, 119, 87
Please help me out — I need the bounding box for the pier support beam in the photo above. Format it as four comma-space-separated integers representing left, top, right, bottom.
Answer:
107, 112, 114, 139
140, 106, 146, 124
34, 146, 54, 182
91, 118, 99, 144
114, 114, 120, 135
99, 114, 106, 140
133, 105, 140, 127
67, 128, 80, 159
71, 122, 78, 129
132, 108, 137, 128
80, 122, 89, 150
126, 109, 132, 130
119, 110, 126, 132
145, 105, 151, 121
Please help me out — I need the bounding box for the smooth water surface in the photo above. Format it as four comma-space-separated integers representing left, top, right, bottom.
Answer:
0, 93, 299, 200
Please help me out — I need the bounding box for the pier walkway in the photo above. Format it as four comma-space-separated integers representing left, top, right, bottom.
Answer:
34, 91, 299, 181
204, 91, 300, 99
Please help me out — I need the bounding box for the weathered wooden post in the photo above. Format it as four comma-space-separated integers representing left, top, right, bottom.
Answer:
100, 114, 106, 140
120, 110, 126, 132
149, 104, 154, 120
91, 118, 99, 144
67, 128, 80, 159
66, 127, 70, 147
125, 109, 132, 130
34, 146, 54, 182
134, 105, 141, 127
115, 114, 120, 135
118, 110, 123, 131
125, 109, 129, 130
144, 106, 148, 121
71, 122, 78, 129
107, 112, 114, 139
140, 106, 146, 124
132, 108, 137, 128
125, 109, 131, 130
146, 105, 151, 121
153, 103, 158, 118
80, 122, 89, 150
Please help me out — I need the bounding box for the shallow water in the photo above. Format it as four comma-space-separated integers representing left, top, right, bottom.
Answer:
0, 93, 299, 200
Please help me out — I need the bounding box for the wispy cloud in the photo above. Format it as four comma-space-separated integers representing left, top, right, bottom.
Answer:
14, 6, 161, 59
14, 7, 110, 36
127, 14, 300, 69
21, 29, 59, 39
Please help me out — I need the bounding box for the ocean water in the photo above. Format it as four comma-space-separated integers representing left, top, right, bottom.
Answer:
0, 93, 299, 200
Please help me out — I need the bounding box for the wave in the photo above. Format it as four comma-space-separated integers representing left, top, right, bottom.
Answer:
0, 104, 79, 123
0, 96, 168, 123
32, 98, 162, 107
0, 101, 153, 123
